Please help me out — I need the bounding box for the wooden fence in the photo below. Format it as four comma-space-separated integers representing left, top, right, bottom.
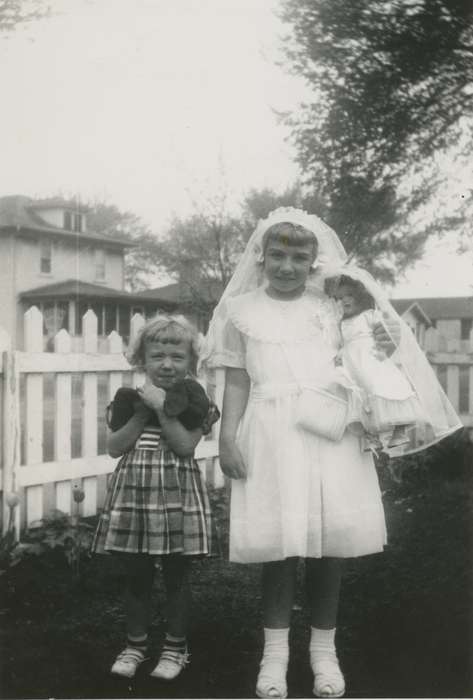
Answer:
0, 309, 472, 535
423, 327, 473, 430
0, 307, 224, 535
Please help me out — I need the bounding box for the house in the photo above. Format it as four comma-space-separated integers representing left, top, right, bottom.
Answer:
0, 195, 179, 349
391, 297, 473, 342
389, 299, 432, 346
135, 280, 224, 333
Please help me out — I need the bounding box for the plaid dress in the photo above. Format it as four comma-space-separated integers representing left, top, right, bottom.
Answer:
92, 418, 216, 557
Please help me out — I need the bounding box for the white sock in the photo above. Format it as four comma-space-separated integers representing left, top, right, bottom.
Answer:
262, 627, 289, 664
310, 626, 337, 664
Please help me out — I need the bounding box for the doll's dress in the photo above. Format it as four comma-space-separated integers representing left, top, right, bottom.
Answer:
340, 309, 423, 432
222, 287, 387, 564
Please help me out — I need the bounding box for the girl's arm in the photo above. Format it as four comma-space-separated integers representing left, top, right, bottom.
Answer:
107, 402, 150, 458
156, 411, 202, 457
138, 382, 202, 457
219, 367, 250, 479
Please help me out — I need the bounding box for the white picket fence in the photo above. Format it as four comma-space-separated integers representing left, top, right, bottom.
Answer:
1, 309, 472, 535
0, 307, 224, 535
423, 327, 473, 429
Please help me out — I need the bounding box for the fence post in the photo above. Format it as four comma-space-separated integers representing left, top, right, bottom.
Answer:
82, 310, 98, 460
1, 328, 21, 536
54, 329, 73, 515
130, 314, 145, 386
24, 307, 44, 526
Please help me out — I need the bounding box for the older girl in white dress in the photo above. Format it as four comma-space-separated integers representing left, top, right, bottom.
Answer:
201, 208, 461, 699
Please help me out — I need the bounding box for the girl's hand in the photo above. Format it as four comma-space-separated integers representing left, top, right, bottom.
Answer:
219, 440, 247, 480
132, 396, 153, 421
373, 316, 400, 356
137, 381, 166, 412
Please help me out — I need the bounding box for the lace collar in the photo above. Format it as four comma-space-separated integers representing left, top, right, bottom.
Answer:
227, 287, 340, 344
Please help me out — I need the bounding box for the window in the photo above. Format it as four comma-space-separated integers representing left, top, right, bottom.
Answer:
64, 211, 83, 232
94, 248, 106, 280
63, 211, 72, 230
461, 319, 472, 341
118, 305, 130, 339
459, 366, 470, 414
73, 213, 83, 232
40, 238, 52, 273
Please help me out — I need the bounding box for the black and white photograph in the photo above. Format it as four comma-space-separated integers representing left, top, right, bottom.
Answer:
0, 1, 472, 698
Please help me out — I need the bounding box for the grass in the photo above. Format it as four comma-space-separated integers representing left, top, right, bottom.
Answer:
0, 451, 472, 699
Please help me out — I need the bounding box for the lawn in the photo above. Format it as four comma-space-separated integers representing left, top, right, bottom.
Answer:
1, 440, 472, 699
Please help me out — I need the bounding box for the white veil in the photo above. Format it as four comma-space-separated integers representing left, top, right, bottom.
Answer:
200, 207, 348, 369
320, 264, 463, 456
200, 208, 462, 457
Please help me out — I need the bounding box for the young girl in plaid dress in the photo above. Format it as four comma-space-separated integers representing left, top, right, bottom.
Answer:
92, 314, 218, 681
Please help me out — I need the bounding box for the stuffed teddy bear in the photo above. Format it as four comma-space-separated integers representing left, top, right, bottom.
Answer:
107, 379, 217, 433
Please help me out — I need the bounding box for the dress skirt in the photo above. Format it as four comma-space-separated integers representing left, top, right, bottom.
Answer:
92, 437, 213, 556
230, 385, 387, 564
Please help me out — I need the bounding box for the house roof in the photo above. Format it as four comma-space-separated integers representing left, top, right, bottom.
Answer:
0, 195, 131, 248
19, 279, 179, 306
30, 197, 90, 212
136, 280, 224, 305
391, 296, 473, 320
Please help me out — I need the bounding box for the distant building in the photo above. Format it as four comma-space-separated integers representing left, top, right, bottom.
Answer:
391, 297, 473, 343
0, 195, 179, 348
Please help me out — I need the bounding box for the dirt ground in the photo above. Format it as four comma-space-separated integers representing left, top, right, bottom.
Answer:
1, 453, 472, 699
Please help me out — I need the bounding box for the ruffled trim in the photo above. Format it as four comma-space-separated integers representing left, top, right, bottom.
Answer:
227, 288, 341, 347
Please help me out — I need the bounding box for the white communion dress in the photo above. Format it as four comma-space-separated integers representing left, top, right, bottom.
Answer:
222, 287, 387, 564
340, 310, 423, 432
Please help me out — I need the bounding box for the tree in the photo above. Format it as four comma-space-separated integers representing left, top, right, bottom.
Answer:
0, 0, 50, 35
147, 186, 305, 315
280, 0, 473, 281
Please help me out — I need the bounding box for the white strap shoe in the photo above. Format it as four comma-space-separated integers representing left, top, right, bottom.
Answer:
110, 647, 147, 678
256, 658, 288, 699
312, 656, 345, 698
150, 647, 189, 680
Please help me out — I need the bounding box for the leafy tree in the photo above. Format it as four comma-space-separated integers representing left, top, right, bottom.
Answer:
0, 0, 50, 35
145, 186, 305, 315
280, 0, 473, 281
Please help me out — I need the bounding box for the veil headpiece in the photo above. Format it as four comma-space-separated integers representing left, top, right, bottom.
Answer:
200, 209, 462, 457
200, 207, 347, 368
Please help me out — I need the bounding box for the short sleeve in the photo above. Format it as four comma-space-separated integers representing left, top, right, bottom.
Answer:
219, 318, 247, 368
201, 402, 221, 436
107, 387, 137, 432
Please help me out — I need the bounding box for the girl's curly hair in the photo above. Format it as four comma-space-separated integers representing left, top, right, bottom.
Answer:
324, 274, 375, 312
126, 313, 201, 372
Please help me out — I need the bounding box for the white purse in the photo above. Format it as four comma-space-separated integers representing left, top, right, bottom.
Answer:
295, 385, 349, 442
282, 344, 349, 442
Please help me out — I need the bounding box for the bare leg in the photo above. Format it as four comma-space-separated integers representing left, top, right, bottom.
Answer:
262, 557, 298, 627
305, 557, 342, 629
257, 558, 298, 699
111, 554, 155, 678
306, 558, 345, 697
150, 555, 192, 680
124, 554, 156, 638
161, 554, 192, 638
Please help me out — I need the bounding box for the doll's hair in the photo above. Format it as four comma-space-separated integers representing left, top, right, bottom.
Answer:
325, 274, 375, 312
126, 313, 201, 372
262, 222, 318, 258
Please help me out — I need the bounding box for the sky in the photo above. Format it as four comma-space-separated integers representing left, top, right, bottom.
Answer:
0, 0, 471, 297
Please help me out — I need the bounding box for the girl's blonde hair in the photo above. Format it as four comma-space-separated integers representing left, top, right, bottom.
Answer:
127, 313, 201, 372
262, 222, 318, 257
